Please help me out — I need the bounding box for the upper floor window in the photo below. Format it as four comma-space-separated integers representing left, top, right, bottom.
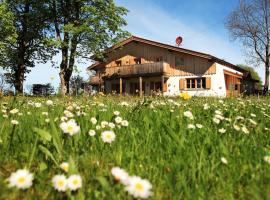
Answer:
115, 60, 122, 66
175, 56, 184, 66
134, 58, 142, 64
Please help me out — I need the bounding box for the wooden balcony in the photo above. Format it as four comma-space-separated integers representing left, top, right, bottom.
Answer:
104, 62, 170, 78
89, 75, 102, 85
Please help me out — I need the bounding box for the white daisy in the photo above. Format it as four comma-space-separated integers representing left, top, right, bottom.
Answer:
183, 111, 194, 120
263, 156, 270, 164
8, 169, 34, 189
125, 176, 152, 199
115, 116, 123, 124
11, 120, 19, 125
67, 175, 82, 191
10, 108, 19, 114
101, 131, 116, 143
88, 130, 96, 136
60, 162, 69, 173
114, 111, 120, 116
196, 124, 203, 129
111, 167, 129, 185
221, 157, 228, 165
52, 175, 67, 192
218, 128, 226, 134
46, 100, 54, 106
121, 120, 129, 127
60, 119, 80, 136
90, 117, 97, 125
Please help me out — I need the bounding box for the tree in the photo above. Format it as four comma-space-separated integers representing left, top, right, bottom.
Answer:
0, 0, 55, 95
226, 0, 270, 93
238, 64, 263, 88
50, 0, 129, 95
70, 74, 85, 95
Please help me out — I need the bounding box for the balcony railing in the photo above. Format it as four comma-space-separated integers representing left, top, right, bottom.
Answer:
89, 75, 102, 85
104, 62, 170, 78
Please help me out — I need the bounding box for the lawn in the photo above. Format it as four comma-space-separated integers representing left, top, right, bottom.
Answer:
0, 95, 269, 200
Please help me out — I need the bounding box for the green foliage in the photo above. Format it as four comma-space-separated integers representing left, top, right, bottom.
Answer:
0, 96, 270, 199
0, 0, 56, 92
238, 64, 263, 88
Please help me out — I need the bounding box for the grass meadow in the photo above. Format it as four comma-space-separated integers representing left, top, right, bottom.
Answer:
0, 95, 270, 199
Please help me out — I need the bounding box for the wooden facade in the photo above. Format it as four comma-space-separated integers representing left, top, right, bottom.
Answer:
89, 36, 246, 96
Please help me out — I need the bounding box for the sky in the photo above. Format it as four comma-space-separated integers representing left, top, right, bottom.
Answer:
23, 0, 265, 91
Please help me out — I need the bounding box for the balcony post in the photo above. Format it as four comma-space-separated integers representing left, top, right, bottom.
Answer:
120, 78, 122, 95
161, 75, 164, 95
139, 76, 143, 97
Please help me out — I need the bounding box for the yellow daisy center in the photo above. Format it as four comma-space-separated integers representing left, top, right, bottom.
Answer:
57, 180, 64, 187
106, 134, 112, 139
135, 183, 144, 191
67, 125, 74, 132
17, 176, 26, 184
72, 179, 79, 186
266, 156, 270, 161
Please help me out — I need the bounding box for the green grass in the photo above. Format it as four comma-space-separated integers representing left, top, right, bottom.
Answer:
0, 95, 270, 200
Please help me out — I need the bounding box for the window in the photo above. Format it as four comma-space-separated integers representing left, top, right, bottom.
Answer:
115, 60, 122, 66
175, 56, 184, 66
134, 58, 141, 64
186, 78, 206, 89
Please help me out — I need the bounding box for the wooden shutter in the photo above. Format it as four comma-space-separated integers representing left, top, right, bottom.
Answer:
179, 79, 185, 90
206, 77, 211, 89
163, 82, 167, 92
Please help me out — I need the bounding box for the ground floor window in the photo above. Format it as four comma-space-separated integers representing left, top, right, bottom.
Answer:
186, 78, 206, 89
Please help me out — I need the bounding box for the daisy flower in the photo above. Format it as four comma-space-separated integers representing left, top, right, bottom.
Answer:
90, 117, 97, 125
125, 176, 152, 199
88, 130, 96, 136
263, 156, 270, 164
115, 116, 123, 124
114, 111, 120, 116
8, 169, 34, 189
46, 100, 53, 106
221, 157, 228, 165
111, 167, 129, 185
101, 131, 116, 143
183, 111, 194, 120
218, 128, 226, 134
60, 162, 69, 173
10, 108, 19, 114
67, 175, 82, 191
60, 119, 80, 136
11, 120, 19, 125
121, 120, 129, 127
52, 175, 67, 192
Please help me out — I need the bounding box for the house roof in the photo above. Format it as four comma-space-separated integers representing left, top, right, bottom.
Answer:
88, 35, 246, 73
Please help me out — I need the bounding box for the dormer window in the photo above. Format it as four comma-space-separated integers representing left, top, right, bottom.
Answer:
115, 60, 122, 66
134, 58, 142, 64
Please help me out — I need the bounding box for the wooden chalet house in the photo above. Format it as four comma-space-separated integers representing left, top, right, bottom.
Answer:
88, 36, 247, 97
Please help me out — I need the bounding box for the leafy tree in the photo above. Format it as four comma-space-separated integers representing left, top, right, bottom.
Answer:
50, 0, 129, 95
238, 64, 263, 88
70, 75, 85, 95
226, 0, 270, 93
0, 0, 55, 95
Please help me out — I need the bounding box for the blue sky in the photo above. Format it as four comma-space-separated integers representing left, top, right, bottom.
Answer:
23, 0, 264, 91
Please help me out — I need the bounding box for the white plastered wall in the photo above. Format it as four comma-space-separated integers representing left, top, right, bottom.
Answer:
164, 63, 243, 97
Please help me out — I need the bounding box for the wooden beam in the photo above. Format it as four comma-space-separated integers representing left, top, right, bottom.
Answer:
120, 78, 122, 95
139, 76, 143, 97
161, 75, 164, 94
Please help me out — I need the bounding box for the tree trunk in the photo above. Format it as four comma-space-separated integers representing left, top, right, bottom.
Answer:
14, 52, 25, 95
59, 31, 69, 96
264, 60, 269, 94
